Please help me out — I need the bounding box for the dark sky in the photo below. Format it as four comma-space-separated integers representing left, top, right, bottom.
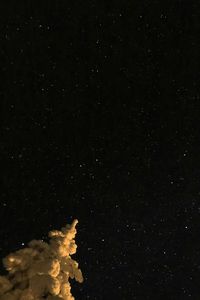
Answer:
1, 1, 200, 299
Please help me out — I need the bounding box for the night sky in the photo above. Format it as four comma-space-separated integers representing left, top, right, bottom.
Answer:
1, 1, 200, 299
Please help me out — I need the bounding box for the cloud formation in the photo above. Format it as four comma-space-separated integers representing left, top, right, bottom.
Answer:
0, 219, 83, 300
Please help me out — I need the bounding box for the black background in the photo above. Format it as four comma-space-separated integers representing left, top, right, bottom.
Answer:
1, 1, 200, 299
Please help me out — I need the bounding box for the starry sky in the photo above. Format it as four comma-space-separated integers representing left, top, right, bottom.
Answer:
1, 1, 200, 299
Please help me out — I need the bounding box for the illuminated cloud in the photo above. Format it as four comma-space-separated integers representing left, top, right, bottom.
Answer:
0, 219, 83, 300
